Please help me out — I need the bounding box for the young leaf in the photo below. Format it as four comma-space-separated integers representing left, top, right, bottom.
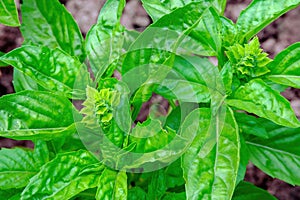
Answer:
0, 90, 81, 140
226, 37, 271, 79
0, 0, 20, 26
0, 141, 48, 190
21, 150, 101, 200
85, 0, 125, 76
21, 0, 85, 61
246, 125, 300, 185
0, 45, 91, 99
141, 0, 226, 22
226, 79, 300, 128
267, 42, 300, 89
236, 0, 300, 41
182, 107, 240, 200
232, 181, 277, 200
96, 168, 127, 200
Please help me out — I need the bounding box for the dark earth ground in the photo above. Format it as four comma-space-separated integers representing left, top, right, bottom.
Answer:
0, 0, 300, 199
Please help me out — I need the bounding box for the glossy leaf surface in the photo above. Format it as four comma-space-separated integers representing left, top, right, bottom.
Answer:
0, 51, 8, 66
141, 0, 226, 22
129, 118, 176, 153
0, 0, 20, 26
0, 141, 48, 189
130, 2, 217, 57
237, 0, 300, 41
226, 79, 300, 128
235, 112, 270, 139
182, 107, 240, 200
0, 90, 80, 140
21, 150, 101, 200
21, 0, 85, 61
0, 45, 91, 99
13, 69, 40, 92
96, 168, 127, 200
245, 122, 300, 185
182, 55, 225, 114
232, 181, 277, 200
267, 42, 300, 88
86, 0, 125, 76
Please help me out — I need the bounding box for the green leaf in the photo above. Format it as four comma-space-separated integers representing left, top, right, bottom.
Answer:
147, 170, 167, 200
226, 79, 300, 127
0, 90, 81, 140
128, 187, 147, 200
267, 42, 300, 88
115, 124, 193, 171
182, 107, 240, 200
226, 37, 271, 79
232, 181, 277, 200
162, 192, 186, 200
191, 7, 223, 63
72, 188, 97, 200
220, 62, 233, 95
164, 103, 198, 132
236, 0, 300, 41
96, 168, 127, 200
220, 17, 237, 48
0, 0, 20, 26
155, 79, 210, 103
123, 30, 140, 51
21, 0, 85, 61
13, 69, 40, 92
129, 118, 176, 153
80, 81, 131, 148
236, 135, 249, 185
141, 54, 211, 104
164, 159, 185, 189
235, 112, 270, 139
0, 45, 91, 99
130, 2, 217, 58
0, 188, 23, 200
181, 55, 225, 114
0, 140, 48, 189
141, 0, 226, 22
245, 123, 300, 185
0, 51, 8, 67
21, 150, 101, 200
85, 0, 125, 76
